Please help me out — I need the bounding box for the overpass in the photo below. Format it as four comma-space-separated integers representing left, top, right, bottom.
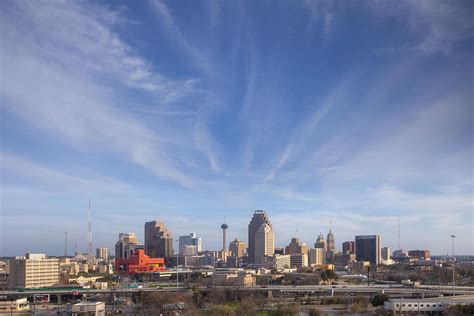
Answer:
1, 284, 473, 298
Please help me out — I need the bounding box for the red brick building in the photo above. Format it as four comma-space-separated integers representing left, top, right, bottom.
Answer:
115, 249, 166, 274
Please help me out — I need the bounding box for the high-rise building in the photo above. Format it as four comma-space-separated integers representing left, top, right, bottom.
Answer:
229, 239, 246, 258
342, 241, 355, 254
96, 248, 109, 260
290, 253, 308, 268
221, 223, 228, 251
115, 233, 143, 259
309, 248, 326, 266
254, 223, 274, 264
9, 253, 59, 288
144, 220, 173, 261
285, 238, 309, 255
355, 235, 381, 265
314, 233, 327, 250
381, 247, 391, 261
408, 249, 431, 260
248, 210, 272, 263
326, 230, 335, 252
178, 233, 202, 254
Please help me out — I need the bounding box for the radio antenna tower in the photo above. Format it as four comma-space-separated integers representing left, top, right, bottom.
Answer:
397, 218, 401, 250
64, 232, 68, 257
87, 199, 93, 264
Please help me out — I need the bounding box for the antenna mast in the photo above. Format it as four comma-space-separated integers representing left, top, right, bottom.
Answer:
64, 232, 68, 257
87, 199, 93, 264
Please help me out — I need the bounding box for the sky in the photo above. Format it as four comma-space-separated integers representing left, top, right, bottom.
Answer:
0, 0, 472, 256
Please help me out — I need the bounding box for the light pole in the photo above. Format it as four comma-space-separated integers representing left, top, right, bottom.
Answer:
451, 234, 456, 295
175, 239, 179, 288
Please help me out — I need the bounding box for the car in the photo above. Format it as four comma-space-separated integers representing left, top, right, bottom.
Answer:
261, 285, 268, 288
332, 285, 337, 288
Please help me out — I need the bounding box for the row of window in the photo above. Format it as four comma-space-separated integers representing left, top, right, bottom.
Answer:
395, 303, 443, 308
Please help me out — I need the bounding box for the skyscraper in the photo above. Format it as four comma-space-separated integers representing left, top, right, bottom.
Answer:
96, 247, 109, 260
115, 233, 143, 259
248, 210, 272, 263
326, 229, 335, 252
178, 233, 202, 254
254, 223, 274, 264
355, 235, 381, 265
229, 239, 246, 258
314, 233, 327, 250
309, 248, 326, 266
144, 220, 174, 262
342, 241, 355, 254
285, 238, 309, 255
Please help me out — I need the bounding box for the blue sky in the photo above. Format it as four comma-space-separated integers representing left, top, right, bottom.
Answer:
1, 0, 472, 256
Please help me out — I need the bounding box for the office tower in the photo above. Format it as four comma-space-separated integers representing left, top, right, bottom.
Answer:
408, 249, 431, 260
254, 223, 274, 264
342, 241, 355, 254
290, 253, 308, 268
314, 233, 327, 250
355, 235, 381, 265
9, 254, 59, 288
381, 247, 391, 261
178, 233, 202, 254
248, 210, 272, 263
229, 239, 246, 258
285, 238, 309, 255
182, 245, 198, 256
221, 223, 228, 251
326, 229, 335, 252
144, 220, 174, 261
309, 248, 326, 266
96, 248, 109, 260
115, 233, 143, 259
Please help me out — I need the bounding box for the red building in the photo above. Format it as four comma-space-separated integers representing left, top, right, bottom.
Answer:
115, 249, 166, 274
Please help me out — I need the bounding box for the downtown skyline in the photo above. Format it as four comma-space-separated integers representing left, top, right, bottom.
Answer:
0, 0, 473, 256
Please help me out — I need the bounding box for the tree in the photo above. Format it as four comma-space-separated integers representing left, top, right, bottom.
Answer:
211, 304, 235, 316
276, 304, 300, 316
235, 298, 257, 316
370, 293, 389, 307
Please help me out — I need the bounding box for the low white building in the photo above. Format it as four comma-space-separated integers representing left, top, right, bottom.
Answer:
384, 295, 474, 315
72, 301, 105, 316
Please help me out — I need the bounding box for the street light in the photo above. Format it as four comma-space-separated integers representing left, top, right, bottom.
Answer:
451, 234, 456, 296
175, 239, 179, 288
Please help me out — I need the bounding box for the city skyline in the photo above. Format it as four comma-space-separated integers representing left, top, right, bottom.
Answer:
1, 1, 473, 256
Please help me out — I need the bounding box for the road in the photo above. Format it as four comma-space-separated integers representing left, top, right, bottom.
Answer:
1, 284, 474, 297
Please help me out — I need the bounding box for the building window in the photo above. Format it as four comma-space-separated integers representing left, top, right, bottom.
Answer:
408, 304, 412, 307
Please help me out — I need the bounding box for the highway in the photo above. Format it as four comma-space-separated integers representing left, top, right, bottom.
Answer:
1, 284, 474, 297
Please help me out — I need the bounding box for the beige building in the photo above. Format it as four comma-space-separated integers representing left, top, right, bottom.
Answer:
96, 248, 109, 260
272, 254, 291, 270
255, 223, 274, 264
285, 238, 309, 255
229, 239, 246, 258
309, 248, 326, 266
213, 271, 256, 286
290, 253, 308, 268
9, 253, 59, 288
144, 220, 174, 261
115, 233, 143, 259
314, 233, 327, 250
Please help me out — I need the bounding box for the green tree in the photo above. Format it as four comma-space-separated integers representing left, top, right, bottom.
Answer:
370, 293, 389, 307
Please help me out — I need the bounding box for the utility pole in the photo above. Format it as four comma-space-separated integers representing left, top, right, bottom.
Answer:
451, 234, 456, 296
175, 239, 179, 287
